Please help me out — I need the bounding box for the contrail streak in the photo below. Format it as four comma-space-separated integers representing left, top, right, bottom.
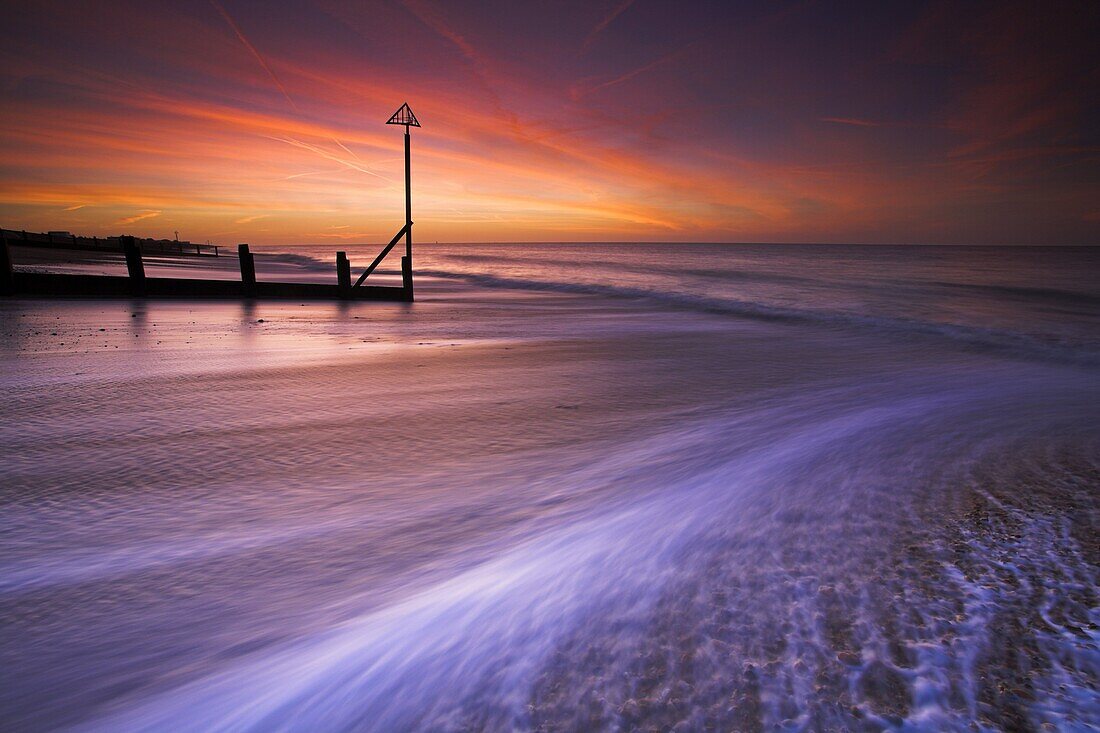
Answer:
271, 136, 393, 182
210, 0, 364, 164
583, 0, 636, 49
209, 0, 298, 112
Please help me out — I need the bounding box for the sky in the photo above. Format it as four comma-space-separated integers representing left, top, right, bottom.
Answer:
1, 0, 1097, 245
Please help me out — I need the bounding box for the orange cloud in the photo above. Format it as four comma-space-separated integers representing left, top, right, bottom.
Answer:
115, 211, 162, 226
0, 0, 1095, 245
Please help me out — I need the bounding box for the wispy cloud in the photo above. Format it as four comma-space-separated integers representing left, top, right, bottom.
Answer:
281, 169, 340, 181
115, 210, 162, 226
398, 0, 518, 124
271, 136, 393, 181
235, 214, 267, 224
583, 0, 636, 50
401, 0, 483, 67
332, 139, 362, 162
209, 0, 298, 111
210, 1, 371, 173
316, 231, 370, 239
820, 117, 881, 127
574, 46, 689, 98
63, 204, 87, 211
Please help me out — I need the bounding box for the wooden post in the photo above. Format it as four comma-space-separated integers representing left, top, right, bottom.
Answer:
401, 255, 413, 298
336, 251, 351, 296
238, 243, 256, 296
0, 236, 13, 296
122, 236, 146, 296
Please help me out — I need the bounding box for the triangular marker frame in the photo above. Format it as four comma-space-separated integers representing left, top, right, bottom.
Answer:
386, 103, 420, 127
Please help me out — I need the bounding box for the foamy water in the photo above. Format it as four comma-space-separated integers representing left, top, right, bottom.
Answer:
2, 244, 1098, 731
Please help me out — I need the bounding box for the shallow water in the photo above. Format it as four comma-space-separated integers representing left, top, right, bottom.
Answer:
2, 244, 1098, 731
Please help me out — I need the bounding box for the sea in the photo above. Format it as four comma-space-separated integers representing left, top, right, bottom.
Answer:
2, 243, 1098, 731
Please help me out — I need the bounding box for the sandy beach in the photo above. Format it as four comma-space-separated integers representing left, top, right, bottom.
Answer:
2, 244, 1097, 731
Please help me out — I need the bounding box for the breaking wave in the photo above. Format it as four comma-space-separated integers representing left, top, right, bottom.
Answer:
419, 268, 1100, 364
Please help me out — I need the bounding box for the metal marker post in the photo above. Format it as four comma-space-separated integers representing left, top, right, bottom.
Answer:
386, 103, 420, 299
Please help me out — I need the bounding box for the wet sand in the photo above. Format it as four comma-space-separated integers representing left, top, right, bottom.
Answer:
2, 246, 1098, 731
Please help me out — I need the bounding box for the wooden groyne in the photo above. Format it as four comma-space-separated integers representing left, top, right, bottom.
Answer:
1, 235, 412, 302
4, 103, 424, 301
2, 105, 424, 303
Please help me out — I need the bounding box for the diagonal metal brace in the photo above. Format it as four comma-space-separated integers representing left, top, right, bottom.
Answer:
354, 222, 411, 287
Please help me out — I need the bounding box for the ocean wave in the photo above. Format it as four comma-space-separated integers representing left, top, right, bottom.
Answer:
419, 268, 1100, 364
248, 247, 1098, 363
255, 252, 334, 272
441, 252, 1100, 305
441, 252, 824, 287
931, 280, 1100, 306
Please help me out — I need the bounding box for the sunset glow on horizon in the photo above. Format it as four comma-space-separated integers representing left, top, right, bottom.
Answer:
2, 1, 1098, 245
